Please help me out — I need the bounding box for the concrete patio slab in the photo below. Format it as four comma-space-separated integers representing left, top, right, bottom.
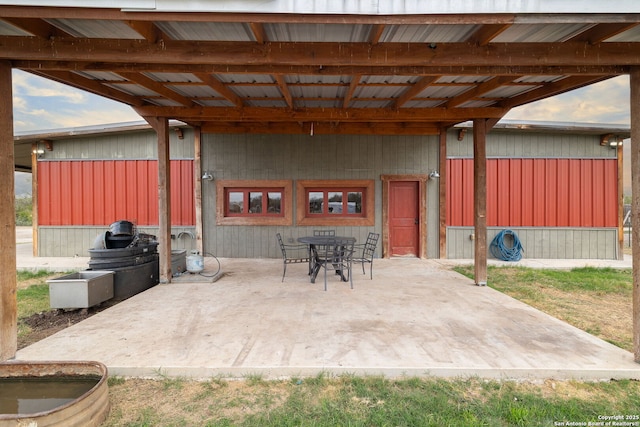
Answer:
15, 257, 640, 381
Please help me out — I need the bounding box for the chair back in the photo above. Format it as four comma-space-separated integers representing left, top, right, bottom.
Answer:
276, 233, 286, 256
313, 229, 336, 236
363, 232, 380, 258
322, 238, 355, 265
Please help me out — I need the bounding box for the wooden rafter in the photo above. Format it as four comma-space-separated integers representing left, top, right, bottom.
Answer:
119, 71, 193, 107
445, 76, 521, 108
394, 76, 439, 109
194, 72, 243, 107
26, 69, 145, 107
274, 75, 293, 108
249, 22, 267, 44
466, 23, 512, 46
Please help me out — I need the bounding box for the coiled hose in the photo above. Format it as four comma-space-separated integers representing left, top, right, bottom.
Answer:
490, 229, 524, 261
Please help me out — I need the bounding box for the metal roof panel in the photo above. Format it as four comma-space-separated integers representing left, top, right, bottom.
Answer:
45, 18, 144, 39
155, 21, 254, 41
380, 24, 478, 43
265, 23, 371, 42
492, 23, 593, 42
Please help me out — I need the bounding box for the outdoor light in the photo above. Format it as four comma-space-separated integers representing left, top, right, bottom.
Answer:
429, 170, 440, 179
201, 171, 213, 181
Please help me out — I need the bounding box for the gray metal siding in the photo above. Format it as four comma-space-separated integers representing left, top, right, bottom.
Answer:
38, 226, 197, 257
202, 133, 440, 259
39, 128, 195, 160
446, 227, 618, 259
446, 128, 616, 159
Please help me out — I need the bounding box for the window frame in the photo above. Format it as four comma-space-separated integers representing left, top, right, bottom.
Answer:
216, 180, 293, 226
296, 179, 375, 226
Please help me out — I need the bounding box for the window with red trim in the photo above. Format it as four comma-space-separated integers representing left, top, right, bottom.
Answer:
306, 188, 364, 217
225, 188, 284, 217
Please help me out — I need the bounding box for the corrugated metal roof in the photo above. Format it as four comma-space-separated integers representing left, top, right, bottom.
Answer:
380, 24, 478, 43
167, 85, 220, 98
144, 72, 202, 83
155, 21, 254, 41
45, 18, 143, 39
106, 83, 160, 97
419, 86, 473, 99
0, 19, 31, 36
73, 71, 124, 82
481, 85, 539, 99
265, 23, 370, 42
491, 23, 593, 43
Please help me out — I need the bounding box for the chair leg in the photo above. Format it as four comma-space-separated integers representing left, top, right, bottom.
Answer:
323, 262, 328, 291
369, 261, 373, 280
282, 262, 286, 282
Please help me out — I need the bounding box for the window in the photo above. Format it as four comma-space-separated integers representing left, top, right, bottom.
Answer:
225, 189, 282, 216
306, 189, 363, 216
297, 180, 374, 226
217, 180, 292, 225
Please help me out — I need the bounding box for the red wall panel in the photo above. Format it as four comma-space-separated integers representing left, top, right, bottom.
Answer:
446, 158, 618, 228
38, 160, 195, 226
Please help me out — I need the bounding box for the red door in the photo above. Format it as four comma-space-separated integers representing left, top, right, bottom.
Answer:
389, 181, 419, 257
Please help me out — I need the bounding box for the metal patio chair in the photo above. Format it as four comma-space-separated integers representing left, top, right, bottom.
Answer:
352, 232, 380, 279
313, 229, 336, 236
276, 233, 310, 282
316, 238, 355, 291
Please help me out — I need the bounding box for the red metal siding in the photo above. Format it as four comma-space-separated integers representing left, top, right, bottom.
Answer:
38, 160, 195, 226
446, 158, 618, 227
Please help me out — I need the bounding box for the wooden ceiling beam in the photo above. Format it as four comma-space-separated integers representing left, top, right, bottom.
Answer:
125, 20, 162, 43
3, 38, 640, 67
11, 60, 629, 77
200, 121, 441, 135
274, 75, 293, 108
134, 105, 507, 122
393, 76, 439, 109
445, 75, 521, 108
567, 23, 640, 44
119, 71, 194, 106
467, 23, 512, 46
1, 17, 72, 38
499, 75, 613, 110
249, 22, 267, 44
193, 73, 243, 107
369, 24, 385, 44
25, 69, 145, 106
343, 74, 361, 108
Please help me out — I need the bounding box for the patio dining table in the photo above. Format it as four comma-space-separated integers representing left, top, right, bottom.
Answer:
297, 235, 356, 283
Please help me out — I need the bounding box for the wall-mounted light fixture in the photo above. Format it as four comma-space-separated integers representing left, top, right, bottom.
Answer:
32, 148, 45, 158
429, 170, 440, 179
201, 171, 213, 181
600, 133, 623, 148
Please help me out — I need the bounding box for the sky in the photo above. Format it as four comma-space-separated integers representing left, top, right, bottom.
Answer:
11, 69, 632, 134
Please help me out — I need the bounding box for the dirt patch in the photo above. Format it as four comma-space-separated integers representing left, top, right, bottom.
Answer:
18, 299, 119, 350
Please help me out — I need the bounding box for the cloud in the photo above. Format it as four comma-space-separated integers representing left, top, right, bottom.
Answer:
12, 70, 141, 132
12, 70, 632, 133
505, 76, 630, 125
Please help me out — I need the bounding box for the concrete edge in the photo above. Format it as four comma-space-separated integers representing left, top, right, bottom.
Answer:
106, 366, 640, 382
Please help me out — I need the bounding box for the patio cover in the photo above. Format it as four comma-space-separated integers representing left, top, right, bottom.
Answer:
1, 1, 640, 363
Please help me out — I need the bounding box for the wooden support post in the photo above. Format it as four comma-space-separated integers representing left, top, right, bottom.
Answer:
618, 142, 624, 260
0, 60, 17, 361
31, 143, 38, 256
473, 119, 488, 286
438, 129, 447, 259
194, 126, 204, 255
630, 67, 640, 363
146, 117, 172, 284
